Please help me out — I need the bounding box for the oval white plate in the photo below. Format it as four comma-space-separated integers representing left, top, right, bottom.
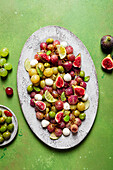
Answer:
0, 105, 18, 146
17, 26, 99, 149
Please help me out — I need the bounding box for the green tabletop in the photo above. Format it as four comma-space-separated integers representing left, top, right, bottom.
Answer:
0, 0, 113, 170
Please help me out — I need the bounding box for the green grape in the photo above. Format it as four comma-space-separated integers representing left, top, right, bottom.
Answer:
4, 63, 12, 71
0, 58, 6, 66
0, 48, 9, 57
0, 68, 8, 77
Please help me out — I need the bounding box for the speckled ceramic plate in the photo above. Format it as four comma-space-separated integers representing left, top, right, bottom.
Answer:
17, 26, 99, 149
0, 105, 18, 146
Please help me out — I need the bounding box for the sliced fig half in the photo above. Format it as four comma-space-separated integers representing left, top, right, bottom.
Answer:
56, 76, 64, 88
73, 53, 81, 68
101, 54, 113, 70
72, 85, 85, 98
35, 101, 46, 111
55, 111, 63, 123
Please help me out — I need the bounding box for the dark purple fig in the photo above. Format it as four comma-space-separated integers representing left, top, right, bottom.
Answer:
101, 35, 113, 53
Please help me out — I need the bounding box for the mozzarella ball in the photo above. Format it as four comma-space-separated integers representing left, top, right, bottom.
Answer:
45, 78, 53, 86
63, 128, 70, 136
41, 120, 50, 128
30, 59, 38, 67
64, 73, 72, 82
60, 41, 68, 48
64, 102, 70, 110
82, 93, 88, 101
34, 94, 42, 101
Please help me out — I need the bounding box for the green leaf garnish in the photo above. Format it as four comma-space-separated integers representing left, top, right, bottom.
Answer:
46, 50, 51, 55
84, 76, 90, 82
33, 86, 40, 92
37, 67, 43, 77
63, 115, 70, 122
61, 92, 66, 101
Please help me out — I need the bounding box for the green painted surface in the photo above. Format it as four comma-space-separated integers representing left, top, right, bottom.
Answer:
0, 0, 113, 169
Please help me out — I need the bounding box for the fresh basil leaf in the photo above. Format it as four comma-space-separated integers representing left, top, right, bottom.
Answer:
84, 76, 90, 82
61, 92, 66, 101
37, 67, 43, 77
33, 86, 40, 92
46, 50, 51, 55
63, 115, 70, 122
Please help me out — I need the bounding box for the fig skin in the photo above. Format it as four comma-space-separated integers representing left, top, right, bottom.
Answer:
101, 35, 113, 53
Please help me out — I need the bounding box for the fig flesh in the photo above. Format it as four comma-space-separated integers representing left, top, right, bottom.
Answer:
101, 35, 113, 53
35, 101, 46, 111
101, 54, 113, 70
55, 111, 63, 123
72, 85, 85, 98
56, 76, 64, 88
73, 53, 81, 68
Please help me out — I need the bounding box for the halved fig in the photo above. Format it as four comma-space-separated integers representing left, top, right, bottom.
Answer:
55, 111, 63, 123
56, 76, 64, 88
35, 101, 46, 111
101, 54, 113, 70
72, 85, 85, 98
73, 53, 81, 68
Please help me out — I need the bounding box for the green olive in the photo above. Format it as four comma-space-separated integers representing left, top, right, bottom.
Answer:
44, 63, 50, 68
0, 117, 5, 124
0, 125, 7, 133
44, 68, 53, 77
7, 124, 14, 132
77, 102, 85, 111
36, 63, 44, 72
0, 136, 4, 143
58, 66, 64, 73
49, 111, 56, 118
51, 106, 57, 113
46, 38, 54, 44
79, 113, 86, 120
0, 110, 2, 117
44, 101, 51, 107
27, 84, 33, 93
79, 70, 85, 78
73, 110, 80, 117
70, 105, 77, 110
5, 117, 12, 124
40, 80, 45, 88
52, 67, 58, 75
3, 131, 11, 140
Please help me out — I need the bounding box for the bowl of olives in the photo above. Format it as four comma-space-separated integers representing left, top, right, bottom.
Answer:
0, 105, 18, 146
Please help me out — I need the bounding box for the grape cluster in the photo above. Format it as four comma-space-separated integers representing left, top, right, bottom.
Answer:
0, 47, 12, 78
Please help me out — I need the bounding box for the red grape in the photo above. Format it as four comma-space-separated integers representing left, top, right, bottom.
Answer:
65, 46, 73, 54
5, 87, 13, 96
55, 100, 64, 110
36, 112, 44, 120
40, 42, 47, 50
47, 124, 55, 133
67, 54, 75, 61
51, 55, 58, 64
